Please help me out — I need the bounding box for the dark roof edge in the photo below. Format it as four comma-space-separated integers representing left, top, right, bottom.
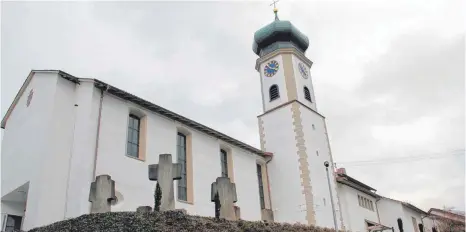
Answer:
381, 196, 428, 215
2, 69, 267, 156
257, 100, 325, 119
337, 178, 379, 198
1, 70, 80, 129
92, 79, 267, 157
337, 173, 377, 191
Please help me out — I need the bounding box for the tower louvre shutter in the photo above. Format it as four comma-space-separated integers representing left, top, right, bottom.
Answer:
269, 85, 280, 101
304, 86, 312, 102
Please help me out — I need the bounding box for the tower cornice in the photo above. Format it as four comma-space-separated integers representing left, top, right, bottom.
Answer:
257, 99, 325, 119
255, 47, 313, 72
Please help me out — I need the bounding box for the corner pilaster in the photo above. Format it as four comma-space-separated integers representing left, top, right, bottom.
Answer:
290, 102, 316, 225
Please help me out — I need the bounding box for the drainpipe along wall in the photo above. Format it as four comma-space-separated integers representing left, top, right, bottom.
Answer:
265, 155, 273, 210
89, 84, 108, 212
376, 198, 382, 223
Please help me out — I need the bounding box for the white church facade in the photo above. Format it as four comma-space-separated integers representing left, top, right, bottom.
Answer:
1, 70, 280, 230
1, 10, 438, 232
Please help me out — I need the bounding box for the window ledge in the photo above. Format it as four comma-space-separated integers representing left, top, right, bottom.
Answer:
125, 154, 145, 162
177, 199, 194, 205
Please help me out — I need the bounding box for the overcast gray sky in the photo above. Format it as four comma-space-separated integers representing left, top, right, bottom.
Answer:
1, 1, 464, 211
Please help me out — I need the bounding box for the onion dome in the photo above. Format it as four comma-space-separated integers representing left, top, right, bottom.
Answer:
252, 9, 310, 57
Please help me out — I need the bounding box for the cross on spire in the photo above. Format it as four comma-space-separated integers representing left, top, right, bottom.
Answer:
270, 0, 280, 20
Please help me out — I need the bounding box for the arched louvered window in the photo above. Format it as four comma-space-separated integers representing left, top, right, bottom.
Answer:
269, 85, 280, 101
304, 86, 312, 102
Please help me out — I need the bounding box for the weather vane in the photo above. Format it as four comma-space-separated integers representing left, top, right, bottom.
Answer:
270, 0, 279, 20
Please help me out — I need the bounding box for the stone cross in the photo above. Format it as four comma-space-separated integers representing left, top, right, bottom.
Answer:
211, 177, 237, 220
89, 175, 116, 213
148, 154, 182, 211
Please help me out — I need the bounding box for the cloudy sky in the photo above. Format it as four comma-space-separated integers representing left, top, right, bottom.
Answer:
1, 0, 464, 211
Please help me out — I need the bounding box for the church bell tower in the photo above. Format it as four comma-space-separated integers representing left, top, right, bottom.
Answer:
253, 7, 344, 228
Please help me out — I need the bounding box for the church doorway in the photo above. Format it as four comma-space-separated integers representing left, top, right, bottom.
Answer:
366, 219, 393, 232
1, 182, 28, 231
3, 215, 22, 232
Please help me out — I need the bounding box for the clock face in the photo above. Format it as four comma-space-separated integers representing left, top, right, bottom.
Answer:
298, 62, 309, 79
264, 60, 279, 77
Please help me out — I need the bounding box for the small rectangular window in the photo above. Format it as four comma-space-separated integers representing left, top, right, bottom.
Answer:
257, 164, 265, 209
358, 195, 375, 211
220, 149, 228, 178
127, 114, 140, 158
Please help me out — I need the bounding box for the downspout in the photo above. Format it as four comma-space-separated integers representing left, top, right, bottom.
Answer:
88, 84, 108, 213
324, 120, 345, 230
92, 84, 109, 179
421, 215, 429, 231
63, 102, 79, 219
265, 153, 273, 210
376, 197, 382, 223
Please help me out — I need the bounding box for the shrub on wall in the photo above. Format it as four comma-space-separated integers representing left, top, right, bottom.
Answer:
23, 211, 346, 232
154, 182, 162, 212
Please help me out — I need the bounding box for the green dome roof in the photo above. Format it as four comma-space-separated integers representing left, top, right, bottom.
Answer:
252, 18, 309, 56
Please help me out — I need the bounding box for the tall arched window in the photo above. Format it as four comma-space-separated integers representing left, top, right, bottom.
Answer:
177, 132, 188, 201
269, 85, 280, 101
304, 86, 312, 102
220, 149, 228, 178
127, 114, 141, 158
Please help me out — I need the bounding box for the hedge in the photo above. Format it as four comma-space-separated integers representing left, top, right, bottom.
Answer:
21, 210, 338, 232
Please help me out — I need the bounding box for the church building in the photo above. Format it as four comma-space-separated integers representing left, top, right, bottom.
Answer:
1, 8, 344, 231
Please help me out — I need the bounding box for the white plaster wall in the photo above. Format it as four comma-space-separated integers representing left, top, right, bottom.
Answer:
95, 94, 156, 213
94, 93, 263, 220
32, 76, 78, 229
1, 72, 61, 230
232, 150, 263, 221
64, 81, 102, 219
1, 201, 25, 217
260, 105, 307, 224
259, 55, 288, 112
402, 207, 425, 232
421, 217, 435, 232
337, 184, 379, 232
338, 184, 352, 230
300, 107, 341, 228
292, 55, 317, 111
378, 198, 404, 231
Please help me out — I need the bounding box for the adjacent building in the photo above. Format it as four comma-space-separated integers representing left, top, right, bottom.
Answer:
336, 168, 439, 232
427, 208, 465, 232
336, 168, 390, 232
